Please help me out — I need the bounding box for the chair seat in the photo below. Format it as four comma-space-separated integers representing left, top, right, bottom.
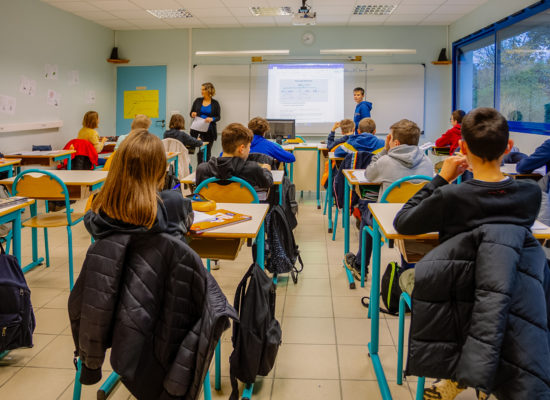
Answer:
23, 212, 85, 228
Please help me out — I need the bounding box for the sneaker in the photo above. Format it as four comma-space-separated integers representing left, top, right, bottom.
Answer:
423, 379, 466, 400
344, 253, 362, 280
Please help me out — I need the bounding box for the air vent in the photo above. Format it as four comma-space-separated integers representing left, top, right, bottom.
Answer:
249, 7, 292, 16
146, 8, 193, 19
353, 5, 397, 15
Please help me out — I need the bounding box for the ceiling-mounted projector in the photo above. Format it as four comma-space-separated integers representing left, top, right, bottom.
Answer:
292, 0, 316, 25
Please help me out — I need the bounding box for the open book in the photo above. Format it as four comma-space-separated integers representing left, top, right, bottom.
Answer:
190, 209, 252, 234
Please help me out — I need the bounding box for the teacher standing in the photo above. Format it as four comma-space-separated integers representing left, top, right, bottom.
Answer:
190, 82, 220, 163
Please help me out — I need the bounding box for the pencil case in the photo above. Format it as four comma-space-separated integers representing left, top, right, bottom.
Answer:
187, 193, 216, 212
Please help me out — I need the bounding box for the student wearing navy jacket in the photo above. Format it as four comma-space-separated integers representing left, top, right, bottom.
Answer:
353, 87, 373, 134
248, 117, 296, 163
516, 138, 550, 174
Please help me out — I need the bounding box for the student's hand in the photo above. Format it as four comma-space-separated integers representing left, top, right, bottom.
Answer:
332, 122, 340, 132
384, 134, 391, 151
205, 117, 213, 123
101, 137, 108, 143
191, 112, 197, 118
439, 154, 469, 183
260, 163, 272, 171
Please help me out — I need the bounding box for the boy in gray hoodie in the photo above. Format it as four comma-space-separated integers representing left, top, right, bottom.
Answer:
345, 119, 433, 279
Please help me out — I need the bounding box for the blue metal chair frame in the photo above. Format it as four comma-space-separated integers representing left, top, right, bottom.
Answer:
12, 169, 85, 286
397, 292, 425, 399
195, 176, 267, 400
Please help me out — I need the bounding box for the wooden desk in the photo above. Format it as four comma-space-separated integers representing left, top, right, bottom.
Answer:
0, 170, 108, 200
166, 151, 180, 177
282, 142, 326, 209
367, 202, 550, 400
501, 163, 544, 179
102, 142, 117, 153
326, 152, 345, 233
342, 169, 382, 289
5, 150, 76, 170
0, 158, 21, 178
0, 199, 34, 267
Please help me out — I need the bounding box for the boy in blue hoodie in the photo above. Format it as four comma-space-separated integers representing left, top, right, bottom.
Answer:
248, 117, 296, 163
354, 87, 373, 134
333, 118, 384, 158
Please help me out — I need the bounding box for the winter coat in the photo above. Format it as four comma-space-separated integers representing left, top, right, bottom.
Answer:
333, 151, 374, 209
196, 156, 273, 190
435, 124, 461, 155
164, 129, 203, 149
407, 224, 550, 400
69, 204, 237, 400
365, 145, 434, 195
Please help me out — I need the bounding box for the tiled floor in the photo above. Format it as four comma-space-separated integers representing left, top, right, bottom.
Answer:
0, 195, 479, 399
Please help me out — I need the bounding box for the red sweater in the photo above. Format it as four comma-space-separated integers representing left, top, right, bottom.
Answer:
435, 124, 461, 154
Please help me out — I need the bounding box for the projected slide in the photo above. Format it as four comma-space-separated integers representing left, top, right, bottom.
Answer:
267, 64, 344, 123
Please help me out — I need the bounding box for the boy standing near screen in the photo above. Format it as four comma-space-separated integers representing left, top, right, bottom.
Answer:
353, 87, 373, 134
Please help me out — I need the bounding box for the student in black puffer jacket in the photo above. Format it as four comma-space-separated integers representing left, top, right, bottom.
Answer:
164, 113, 204, 150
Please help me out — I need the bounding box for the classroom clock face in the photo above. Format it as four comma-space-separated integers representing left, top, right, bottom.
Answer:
302, 32, 315, 45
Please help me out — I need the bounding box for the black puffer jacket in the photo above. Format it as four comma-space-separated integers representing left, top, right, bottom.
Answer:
69, 209, 237, 399
407, 224, 550, 399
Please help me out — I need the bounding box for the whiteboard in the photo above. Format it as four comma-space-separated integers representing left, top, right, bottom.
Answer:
192, 63, 424, 135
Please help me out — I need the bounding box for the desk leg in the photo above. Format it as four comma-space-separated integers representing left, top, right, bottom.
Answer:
368, 219, 392, 400
289, 153, 294, 183
67, 155, 72, 170
279, 184, 283, 205
215, 341, 221, 390
327, 163, 333, 232
22, 202, 44, 274
203, 371, 212, 400
343, 181, 355, 289
13, 210, 21, 265
256, 222, 265, 269
174, 155, 179, 178
316, 149, 321, 209
242, 384, 254, 400
203, 145, 207, 163
7, 167, 13, 178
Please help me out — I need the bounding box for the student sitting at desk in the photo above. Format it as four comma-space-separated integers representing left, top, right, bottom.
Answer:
344, 119, 433, 279
164, 113, 204, 151
78, 110, 107, 156
393, 108, 547, 400
435, 109, 465, 154
115, 114, 151, 150
248, 117, 295, 163
196, 122, 273, 193
516, 137, 550, 174
327, 119, 355, 151
333, 118, 383, 158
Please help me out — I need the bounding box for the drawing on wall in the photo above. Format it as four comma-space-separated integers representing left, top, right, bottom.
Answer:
86, 90, 96, 105
19, 76, 37, 96
0, 95, 16, 115
68, 70, 80, 85
47, 89, 60, 107
44, 64, 58, 80
124, 90, 159, 119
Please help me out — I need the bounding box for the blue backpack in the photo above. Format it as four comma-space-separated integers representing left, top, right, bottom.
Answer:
0, 244, 35, 352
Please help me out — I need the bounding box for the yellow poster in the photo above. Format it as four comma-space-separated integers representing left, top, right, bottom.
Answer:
124, 90, 159, 119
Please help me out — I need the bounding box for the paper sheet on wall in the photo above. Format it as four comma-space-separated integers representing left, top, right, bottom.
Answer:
44, 64, 58, 80
124, 90, 159, 119
19, 76, 37, 96
68, 70, 79, 85
86, 90, 96, 105
0, 95, 16, 115
190, 117, 210, 133
46, 89, 60, 107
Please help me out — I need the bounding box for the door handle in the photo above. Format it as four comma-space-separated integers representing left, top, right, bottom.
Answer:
156, 119, 166, 128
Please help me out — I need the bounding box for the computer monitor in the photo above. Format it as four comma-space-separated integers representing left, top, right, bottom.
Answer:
266, 119, 295, 141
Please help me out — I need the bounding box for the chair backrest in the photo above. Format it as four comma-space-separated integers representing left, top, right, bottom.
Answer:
12, 169, 75, 223
162, 138, 190, 179
379, 175, 433, 204
284, 135, 306, 144
103, 151, 116, 171
194, 177, 259, 204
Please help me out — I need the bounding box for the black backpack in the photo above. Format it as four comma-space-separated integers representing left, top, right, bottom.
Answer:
361, 262, 406, 315
0, 244, 35, 352
229, 263, 281, 400
263, 205, 303, 283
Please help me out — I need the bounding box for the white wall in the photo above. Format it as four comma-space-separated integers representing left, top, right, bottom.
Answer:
450, 0, 548, 153
0, 0, 115, 153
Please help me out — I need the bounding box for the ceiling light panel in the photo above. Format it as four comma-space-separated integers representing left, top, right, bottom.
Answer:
249, 7, 292, 16
146, 8, 193, 18
353, 5, 397, 15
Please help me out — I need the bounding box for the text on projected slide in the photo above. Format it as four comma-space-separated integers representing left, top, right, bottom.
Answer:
267, 64, 344, 123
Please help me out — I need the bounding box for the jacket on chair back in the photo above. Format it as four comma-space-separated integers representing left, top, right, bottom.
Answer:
68, 208, 237, 400
407, 223, 550, 399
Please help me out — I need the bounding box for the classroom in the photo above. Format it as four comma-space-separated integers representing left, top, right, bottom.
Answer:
0, 0, 549, 399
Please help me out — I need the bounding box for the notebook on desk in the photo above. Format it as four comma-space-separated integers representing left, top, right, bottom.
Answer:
0, 196, 29, 210
190, 209, 252, 234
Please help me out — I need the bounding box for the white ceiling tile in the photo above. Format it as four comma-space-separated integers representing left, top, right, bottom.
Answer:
217, 0, 269, 6
433, 4, 478, 14
420, 13, 462, 24
93, 1, 141, 11
393, 4, 439, 14
130, 0, 182, 8
188, 7, 233, 17
384, 14, 426, 24
108, 9, 156, 18
165, 18, 206, 27
97, 19, 139, 29
48, 2, 101, 12
266, 0, 293, 6
348, 15, 389, 25
314, 15, 350, 25
273, 15, 292, 26
71, 10, 118, 19
310, 0, 362, 4
177, 0, 226, 8
400, 0, 445, 4
131, 18, 173, 27
230, 7, 256, 16
314, 6, 354, 16
236, 16, 275, 25
200, 16, 241, 26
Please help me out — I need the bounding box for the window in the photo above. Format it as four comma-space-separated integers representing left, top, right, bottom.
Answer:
453, 1, 550, 134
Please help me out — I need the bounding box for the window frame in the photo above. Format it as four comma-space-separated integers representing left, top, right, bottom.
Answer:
452, 0, 550, 135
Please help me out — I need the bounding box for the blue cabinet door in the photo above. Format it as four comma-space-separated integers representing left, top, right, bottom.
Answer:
116, 65, 167, 138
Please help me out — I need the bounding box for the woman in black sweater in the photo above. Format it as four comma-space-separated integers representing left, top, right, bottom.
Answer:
189, 82, 220, 163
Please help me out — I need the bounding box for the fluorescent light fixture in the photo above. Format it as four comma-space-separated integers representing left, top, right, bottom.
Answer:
353, 4, 397, 15
146, 8, 193, 19
195, 50, 290, 56
320, 49, 416, 55
249, 7, 292, 16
